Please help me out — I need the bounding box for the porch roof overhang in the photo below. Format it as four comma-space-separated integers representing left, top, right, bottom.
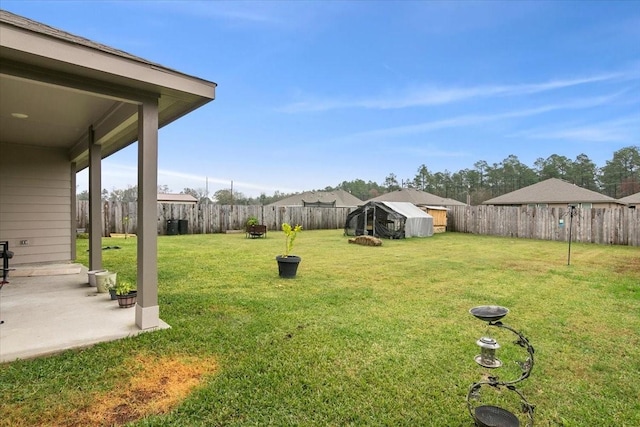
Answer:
0, 10, 216, 169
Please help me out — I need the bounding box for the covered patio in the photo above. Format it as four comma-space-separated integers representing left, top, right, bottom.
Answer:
0, 265, 169, 363
1, 9, 215, 355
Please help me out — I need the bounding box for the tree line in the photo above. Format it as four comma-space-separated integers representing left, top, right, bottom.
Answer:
78, 145, 639, 205
336, 145, 639, 204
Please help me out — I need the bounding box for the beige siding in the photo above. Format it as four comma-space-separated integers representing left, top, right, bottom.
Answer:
0, 142, 72, 264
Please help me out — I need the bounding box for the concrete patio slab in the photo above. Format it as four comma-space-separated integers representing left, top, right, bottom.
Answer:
0, 264, 169, 363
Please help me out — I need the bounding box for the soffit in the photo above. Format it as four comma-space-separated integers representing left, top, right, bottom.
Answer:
0, 13, 216, 171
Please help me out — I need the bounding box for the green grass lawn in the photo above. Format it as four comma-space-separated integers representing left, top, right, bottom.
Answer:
1, 231, 639, 426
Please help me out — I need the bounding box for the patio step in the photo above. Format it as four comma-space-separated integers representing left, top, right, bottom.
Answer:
10, 263, 83, 277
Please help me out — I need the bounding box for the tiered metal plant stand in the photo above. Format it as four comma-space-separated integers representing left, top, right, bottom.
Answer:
467, 306, 535, 427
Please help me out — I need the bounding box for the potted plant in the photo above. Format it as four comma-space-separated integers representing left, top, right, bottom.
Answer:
123, 215, 130, 239
108, 282, 118, 300
87, 269, 107, 287
275, 223, 302, 278
114, 280, 137, 308
95, 271, 117, 293
246, 216, 267, 238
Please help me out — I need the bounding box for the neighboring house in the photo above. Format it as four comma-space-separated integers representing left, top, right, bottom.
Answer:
618, 192, 640, 209
367, 188, 466, 207
157, 193, 198, 204
482, 178, 624, 208
368, 188, 466, 232
268, 190, 364, 208
0, 11, 216, 329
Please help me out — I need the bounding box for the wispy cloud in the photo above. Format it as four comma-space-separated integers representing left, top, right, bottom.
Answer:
188, 4, 281, 25
143, 1, 337, 30
396, 145, 471, 158
137, 1, 282, 25
508, 116, 640, 143
101, 164, 136, 186
95, 163, 300, 195
280, 70, 636, 113
155, 169, 299, 193
338, 92, 626, 141
156, 169, 228, 186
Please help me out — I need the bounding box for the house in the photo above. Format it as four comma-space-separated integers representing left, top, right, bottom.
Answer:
368, 188, 466, 233
157, 193, 198, 204
344, 201, 434, 238
268, 190, 364, 207
367, 188, 465, 207
482, 178, 624, 209
0, 10, 216, 330
618, 192, 640, 209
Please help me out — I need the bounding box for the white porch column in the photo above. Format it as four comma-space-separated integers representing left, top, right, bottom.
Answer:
88, 126, 102, 270
135, 98, 160, 329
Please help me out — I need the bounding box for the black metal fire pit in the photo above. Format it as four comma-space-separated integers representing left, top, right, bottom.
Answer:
475, 405, 520, 427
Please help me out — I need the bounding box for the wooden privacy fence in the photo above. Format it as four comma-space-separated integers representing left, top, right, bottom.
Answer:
76, 201, 354, 237
76, 202, 639, 246
447, 205, 640, 246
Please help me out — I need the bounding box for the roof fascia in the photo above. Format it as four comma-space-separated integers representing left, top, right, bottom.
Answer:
0, 24, 216, 99
1, 56, 158, 104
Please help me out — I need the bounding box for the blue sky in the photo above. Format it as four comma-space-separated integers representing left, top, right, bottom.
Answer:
4, 1, 639, 197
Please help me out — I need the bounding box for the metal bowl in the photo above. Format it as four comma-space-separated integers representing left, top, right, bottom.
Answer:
469, 305, 509, 322
474, 405, 520, 427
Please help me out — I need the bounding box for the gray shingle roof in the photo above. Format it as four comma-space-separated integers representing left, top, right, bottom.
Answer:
483, 178, 618, 205
267, 190, 364, 207
1, 10, 183, 75
367, 188, 466, 206
618, 191, 640, 205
